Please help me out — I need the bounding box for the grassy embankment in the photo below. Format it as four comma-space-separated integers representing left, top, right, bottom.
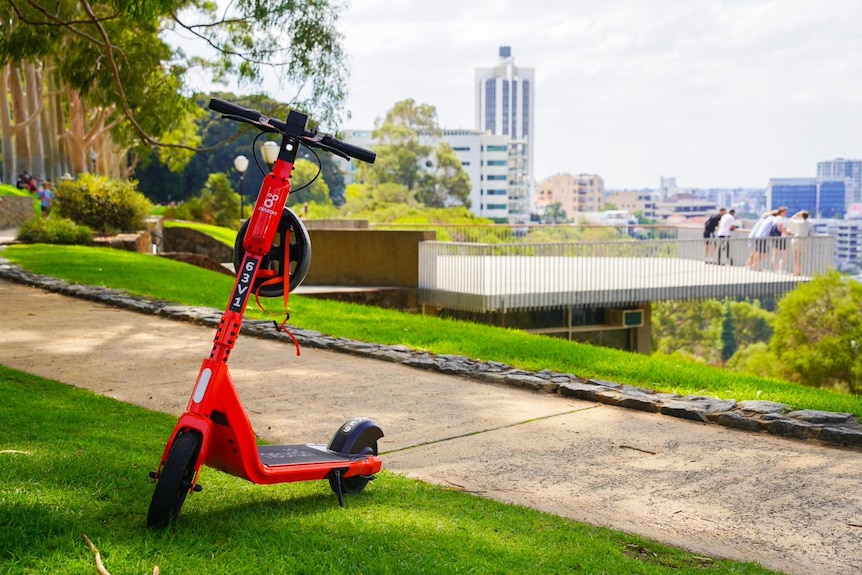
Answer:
4, 242, 861, 418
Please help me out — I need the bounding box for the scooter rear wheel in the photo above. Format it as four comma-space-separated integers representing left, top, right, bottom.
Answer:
328, 444, 378, 496
147, 431, 201, 529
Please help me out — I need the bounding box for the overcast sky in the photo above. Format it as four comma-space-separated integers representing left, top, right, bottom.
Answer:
196, 0, 862, 190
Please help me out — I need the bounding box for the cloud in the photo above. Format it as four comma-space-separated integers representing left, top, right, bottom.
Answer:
237, 0, 862, 188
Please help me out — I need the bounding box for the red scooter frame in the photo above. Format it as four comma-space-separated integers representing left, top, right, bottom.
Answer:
147, 98, 382, 529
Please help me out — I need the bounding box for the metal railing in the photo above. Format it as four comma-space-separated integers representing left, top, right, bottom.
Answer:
372, 222, 683, 242
418, 235, 834, 313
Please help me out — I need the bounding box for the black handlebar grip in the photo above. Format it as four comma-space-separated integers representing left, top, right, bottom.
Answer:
208, 98, 259, 122
331, 138, 376, 164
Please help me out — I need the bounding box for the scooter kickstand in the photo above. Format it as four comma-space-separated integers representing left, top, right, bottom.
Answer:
332, 469, 344, 508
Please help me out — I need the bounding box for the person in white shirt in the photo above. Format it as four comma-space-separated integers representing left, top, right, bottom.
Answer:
715, 209, 737, 265
747, 211, 777, 271
770, 207, 790, 272
788, 210, 814, 276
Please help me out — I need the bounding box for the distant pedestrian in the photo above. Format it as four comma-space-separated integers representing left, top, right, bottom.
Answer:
715, 209, 737, 265
17, 171, 33, 191
746, 211, 776, 271
788, 210, 813, 276
703, 208, 725, 264
37, 180, 54, 217
770, 207, 789, 272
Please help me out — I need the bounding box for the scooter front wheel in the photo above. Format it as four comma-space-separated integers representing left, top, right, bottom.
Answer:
147, 431, 201, 529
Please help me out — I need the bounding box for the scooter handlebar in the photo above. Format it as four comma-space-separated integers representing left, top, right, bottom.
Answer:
208, 98, 375, 164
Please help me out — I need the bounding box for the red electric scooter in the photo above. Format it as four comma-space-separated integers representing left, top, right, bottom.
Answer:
147, 98, 382, 529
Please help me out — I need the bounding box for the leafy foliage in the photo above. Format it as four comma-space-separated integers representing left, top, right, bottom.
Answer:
55, 174, 151, 233
0, 0, 348, 157
652, 299, 725, 364
286, 159, 331, 207
725, 342, 782, 380
652, 298, 776, 368
771, 270, 862, 393
358, 99, 472, 208
720, 306, 737, 362
16, 216, 93, 245
167, 172, 239, 229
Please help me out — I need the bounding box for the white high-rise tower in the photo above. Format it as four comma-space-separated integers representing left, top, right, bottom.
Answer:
475, 46, 535, 223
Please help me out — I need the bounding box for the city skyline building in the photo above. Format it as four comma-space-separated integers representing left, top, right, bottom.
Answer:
442, 129, 511, 221
475, 46, 535, 224
606, 190, 656, 220
535, 173, 605, 221
767, 177, 848, 219
817, 158, 862, 195
335, 128, 518, 222
825, 219, 862, 270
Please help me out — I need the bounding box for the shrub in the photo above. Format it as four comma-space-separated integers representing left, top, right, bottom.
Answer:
17, 216, 93, 245
55, 174, 151, 233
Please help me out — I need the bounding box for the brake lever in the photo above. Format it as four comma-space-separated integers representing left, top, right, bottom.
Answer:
301, 135, 350, 160
221, 114, 280, 134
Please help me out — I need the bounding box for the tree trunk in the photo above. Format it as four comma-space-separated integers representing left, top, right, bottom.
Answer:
66, 89, 88, 175
24, 61, 45, 180
42, 61, 61, 181
8, 64, 31, 177
0, 63, 14, 185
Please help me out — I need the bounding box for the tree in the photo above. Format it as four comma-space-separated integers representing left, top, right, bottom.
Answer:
651, 299, 725, 364
169, 171, 240, 228
543, 202, 567, 224
202, 172, 241, 229
359, 99, 472, 208
727, 299, 773, 349
720, 305, 737, 362
771, 271, 862, 393
286, 159, 331, 207
0, 0, 348, 183
418, 142, 471, 208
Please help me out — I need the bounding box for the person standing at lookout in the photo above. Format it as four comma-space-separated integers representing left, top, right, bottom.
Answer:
746, 210, 776, 271
770, 207, 789, 272
703, 208, 725, 264
788, 210, 814, 276
715, 208, 737, 265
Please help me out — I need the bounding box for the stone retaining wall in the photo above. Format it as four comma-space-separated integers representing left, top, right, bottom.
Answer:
0, 196, 36, 228
162, 226, 233, 262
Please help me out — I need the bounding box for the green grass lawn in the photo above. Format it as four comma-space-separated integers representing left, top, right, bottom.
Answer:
0, 365, 778, 574
163, 219, 238, 246
0, 183, 31, 197
4, 243, 861, 419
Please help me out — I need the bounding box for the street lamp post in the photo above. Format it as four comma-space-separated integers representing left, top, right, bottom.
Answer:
234, 155, 249, 221
261, 141, 280, 167
88, 149, 98, 174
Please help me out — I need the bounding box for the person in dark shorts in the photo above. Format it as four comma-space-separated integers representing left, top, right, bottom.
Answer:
703, 208, 725, 263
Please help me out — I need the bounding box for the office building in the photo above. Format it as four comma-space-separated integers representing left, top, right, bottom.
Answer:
336, 129, 373, 187
767, 178, 847, 218
443, 129, 511, 221
658, 176, 680, 201
826, 219, 862, 270
535, 173, 605, 220
606, 190, 656, 220
817, 158, 862, 203
336, 128, 518, 222
654, 193, 718, 221
475, 46, 535, 224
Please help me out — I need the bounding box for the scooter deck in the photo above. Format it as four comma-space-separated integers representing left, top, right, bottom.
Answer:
258, 444, 353, 468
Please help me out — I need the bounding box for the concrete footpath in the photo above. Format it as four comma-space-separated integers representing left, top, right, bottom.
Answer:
1, 278, 862, 574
